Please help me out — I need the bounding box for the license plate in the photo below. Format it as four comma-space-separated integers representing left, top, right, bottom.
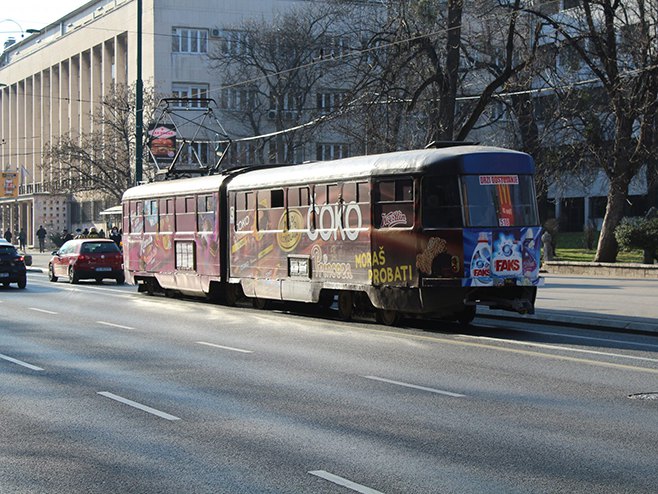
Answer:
0, 272, 8, 277
95, 267, 112, 272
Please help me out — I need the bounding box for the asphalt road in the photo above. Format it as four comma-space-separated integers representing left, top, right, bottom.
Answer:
1, 271, 657, 493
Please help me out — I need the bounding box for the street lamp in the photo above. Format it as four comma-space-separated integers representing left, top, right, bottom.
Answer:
0, 19, 39, 48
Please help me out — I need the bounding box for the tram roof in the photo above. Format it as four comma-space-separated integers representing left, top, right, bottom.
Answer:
122, 146, 534, 201
227, 146, 534, 190
123, 173, 228, 201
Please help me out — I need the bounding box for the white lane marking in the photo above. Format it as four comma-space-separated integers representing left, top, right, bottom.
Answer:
478, 325, 658, 351
0, 353, 44, 371
96, 321, 135, 330
97, 392, 181, 421
459, 334, 658, 364
196, 341, 253, 353
28, 307, 58, 315
363, 375, 466, 398
309, 470, 384, 494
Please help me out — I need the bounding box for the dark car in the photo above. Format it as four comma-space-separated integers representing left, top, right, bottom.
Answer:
0, 239, 27, 288
49, 238, 124, 284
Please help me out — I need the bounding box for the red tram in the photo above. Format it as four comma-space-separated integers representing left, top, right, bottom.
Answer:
122, 146, 542, 325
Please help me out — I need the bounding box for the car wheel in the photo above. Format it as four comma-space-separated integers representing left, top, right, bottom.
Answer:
48, 264, 58, 282
17, 274, 27, 289
69, 266, 79, 284
116, 273, 125, 285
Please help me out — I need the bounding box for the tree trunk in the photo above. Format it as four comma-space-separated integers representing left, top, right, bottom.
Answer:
594, 176, 630, 263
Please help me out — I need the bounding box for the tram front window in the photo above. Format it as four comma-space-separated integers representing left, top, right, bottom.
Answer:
461, 174, 538, 227
421, 176, 463, 228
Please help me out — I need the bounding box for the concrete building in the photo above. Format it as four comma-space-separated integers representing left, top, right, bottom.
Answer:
0, 0, 343, 246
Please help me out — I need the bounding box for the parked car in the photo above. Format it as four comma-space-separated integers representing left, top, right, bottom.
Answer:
0, 239, 27, 288
49, 238, 124, 284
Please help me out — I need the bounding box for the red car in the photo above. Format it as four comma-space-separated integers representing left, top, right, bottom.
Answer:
49, 238, 124, 284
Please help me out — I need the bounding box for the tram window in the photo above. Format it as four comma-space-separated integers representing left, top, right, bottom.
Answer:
421, 177, 463, 228
160, 198, 174, 232
328, 184, 340, 204
144, 199, 158, 233
234, 192, 254, 232
374, 178, 414, 228
315, 185, 328, 205
197, 195, 215, 232
176, 196, 196, 232
461, 175, 539, 227
131, 200, 143, 234
287, 187, 310, 208
270, 189, 283, 208
123, 203, 130, 233
357, 182, 370, 203
175, 241, 195, 270
257, 189, 284, 232
342, 183, 356, 203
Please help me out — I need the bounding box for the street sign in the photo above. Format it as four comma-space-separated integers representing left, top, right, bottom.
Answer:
1, 172, 18, 198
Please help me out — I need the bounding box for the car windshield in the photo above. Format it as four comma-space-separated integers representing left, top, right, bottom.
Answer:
0, 245, 18, 256
80, 242, 120, 254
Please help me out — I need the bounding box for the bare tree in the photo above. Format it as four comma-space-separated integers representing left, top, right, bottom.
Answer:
207, 3, 360, 163
525, 1, 658, 262
44, 83, 158, 204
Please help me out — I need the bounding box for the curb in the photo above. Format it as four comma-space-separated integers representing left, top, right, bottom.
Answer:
478, 310, 658, 337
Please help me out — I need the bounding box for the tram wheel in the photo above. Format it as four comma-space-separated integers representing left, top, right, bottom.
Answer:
252, 297, 270, 310
375, 309, 400, 326
457, 305, 476, 325
337, 291, 354, 321
224, 284, 241, 306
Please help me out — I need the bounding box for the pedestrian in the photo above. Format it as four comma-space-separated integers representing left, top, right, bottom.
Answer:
3, 228, 11, 243
87, 227, 100, 238
98, 229, 105, 238
18, 229, 27, 251
36, 225, 47, 252
542, 230, 554, 262
62, 229, 74, 243
109, 226, 121, 248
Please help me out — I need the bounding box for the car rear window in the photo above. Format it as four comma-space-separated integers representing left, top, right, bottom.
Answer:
0, 246, 18, 255
80, 242, 120, 254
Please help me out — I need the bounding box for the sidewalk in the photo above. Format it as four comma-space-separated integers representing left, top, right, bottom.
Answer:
25, 248, 658, 335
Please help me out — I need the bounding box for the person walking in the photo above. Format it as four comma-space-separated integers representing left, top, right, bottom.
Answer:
3, 228, 11, 243
36, 225, 47, 252
109, 226, 122, 248
18, 229, 27, 251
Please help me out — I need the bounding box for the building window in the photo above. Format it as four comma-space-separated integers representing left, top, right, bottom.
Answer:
172, 84, 209, 108
217, 30, 248, 56
269, 92, 300, 112
172, 28, 208, 54
319, 35, 351, 59
317, 91, 346, 113
316, 143, 349, 161
219, 87, 257, 111
229, 142, 258, 165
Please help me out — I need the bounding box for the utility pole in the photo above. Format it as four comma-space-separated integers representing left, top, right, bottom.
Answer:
135, 0, 143, 184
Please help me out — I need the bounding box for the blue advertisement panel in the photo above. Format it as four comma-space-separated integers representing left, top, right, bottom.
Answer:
463, 228, 541, 287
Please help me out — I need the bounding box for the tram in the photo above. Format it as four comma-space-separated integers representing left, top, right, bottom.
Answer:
122, 145, 542, 325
